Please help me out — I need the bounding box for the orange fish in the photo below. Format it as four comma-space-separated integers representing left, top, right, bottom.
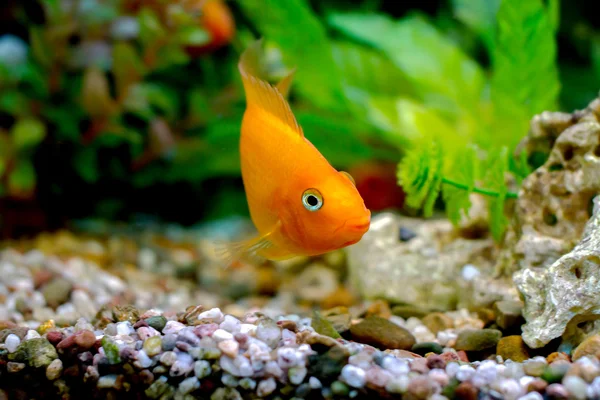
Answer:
219, 40, 371, 262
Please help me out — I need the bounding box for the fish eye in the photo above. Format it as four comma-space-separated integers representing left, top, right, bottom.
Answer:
340, 171, 355, 185
302, 188, 323, 211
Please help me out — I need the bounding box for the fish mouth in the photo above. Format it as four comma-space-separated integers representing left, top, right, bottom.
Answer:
341, 215, 371, 233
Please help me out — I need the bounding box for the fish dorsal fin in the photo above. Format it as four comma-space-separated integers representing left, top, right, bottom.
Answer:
275, 68, 296, 100
238, 40, 303, 137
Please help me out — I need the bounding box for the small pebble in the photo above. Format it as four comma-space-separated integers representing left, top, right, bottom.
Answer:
309, 376, 322, 389
178, 376, 200, 394
46, 358, 63, 380
4, 334, 20, 353
197, 308, 224, 323
523, 357, 547, 377
194, 360, 211, 379
257, 377, 276, 397
563, 375, 587, 400
288, 366, 308, 385
546, 383, 569, 399
7, 362, 25, 373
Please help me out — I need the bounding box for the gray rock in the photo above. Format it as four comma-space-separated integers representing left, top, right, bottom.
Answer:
515, 195, 600, 348
345, 213, 517, 310
498, 98, 600, 277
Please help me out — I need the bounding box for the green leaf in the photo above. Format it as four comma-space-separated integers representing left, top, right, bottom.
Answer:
328, 12, 486, 118
175, 26, 210, 46
490, 0, 560, 152
331, 41, 415, 99
155, 45, 190, 70
546, 0, 560, 32
0, 90, 30, 116
29, 27, 53, 67
122, 83, 179, 121
397, 137, 443, 217
43, 105, 82, 141
0, 158, 6, 178
442, 145, 477, 225
296, 110, 398, 167
11, 118, 46, 151
8, 158, 36, 192
73, 146, 99, 183
483, 147, 509, 241
311, 311, 341, 339
367, 97, 467, 156
237, 0, 346, 111
138, 8, 166, 45
450, 0, 501, 51
113, 42, 146, 98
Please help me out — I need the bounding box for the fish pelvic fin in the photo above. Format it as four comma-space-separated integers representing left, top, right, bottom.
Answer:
214, 235, 271, 268
238, 39, 303, 137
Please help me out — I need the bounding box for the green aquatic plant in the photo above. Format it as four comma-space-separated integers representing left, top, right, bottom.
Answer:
398, 139, 518, 241
328, 0, 560, 240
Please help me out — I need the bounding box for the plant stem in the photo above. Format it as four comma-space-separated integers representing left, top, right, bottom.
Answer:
441, 177, 518, 199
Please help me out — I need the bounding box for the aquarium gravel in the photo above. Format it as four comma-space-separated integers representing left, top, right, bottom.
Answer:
0, 231, 599, 399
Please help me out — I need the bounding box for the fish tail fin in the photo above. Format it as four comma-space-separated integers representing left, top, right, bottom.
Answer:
238, 39, 303, 137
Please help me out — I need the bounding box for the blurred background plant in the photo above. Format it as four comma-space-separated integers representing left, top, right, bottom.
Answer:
0, 0, 598, 239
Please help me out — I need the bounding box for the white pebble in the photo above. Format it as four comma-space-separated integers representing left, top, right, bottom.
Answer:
213, 329, 234, 342
4, 334, 20, 353
116, 321, 134, 336
382, 356, 409, 376
240, 324, 257, 335
97, 375, 118, 389
386, 375, 410, 394
498, 378, 523, 400
197, 308, 224, 322
171, 353, 194, 377
309, 376, 322, 389
445, 361, 460, 378
135, 350, 153, 369
220, 315, 242, 333
288, 366, 307, 385
257, 377, 276, 397
277, 347, 298, 369
220, 355, 253, 377
137, 326, 160, 341
476, 360, 498, 383
218, 339, 239, 358
194, 360, 211, 379
221, 373, 239, 387
264, 360, 284, 379
46, 358, 63, 380
456, 365, 476, 381
588, 376, 600, 398
256, 322, 281, 348
341, 365, 366, 389
24, 329, 41, 340
163, 320, 186, 335
519, 376, 535, 388
428, 368, 449, 387
461, 264, 480, 280
563, 375, 588, 400
281, 329, 296, 346
178, 376, 200, 394
518, 392, 543, 400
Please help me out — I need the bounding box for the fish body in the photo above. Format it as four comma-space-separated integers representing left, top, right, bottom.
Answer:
223, 40, 371, 262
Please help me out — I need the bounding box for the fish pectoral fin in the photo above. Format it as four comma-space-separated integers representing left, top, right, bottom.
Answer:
238, 39, 303, 137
